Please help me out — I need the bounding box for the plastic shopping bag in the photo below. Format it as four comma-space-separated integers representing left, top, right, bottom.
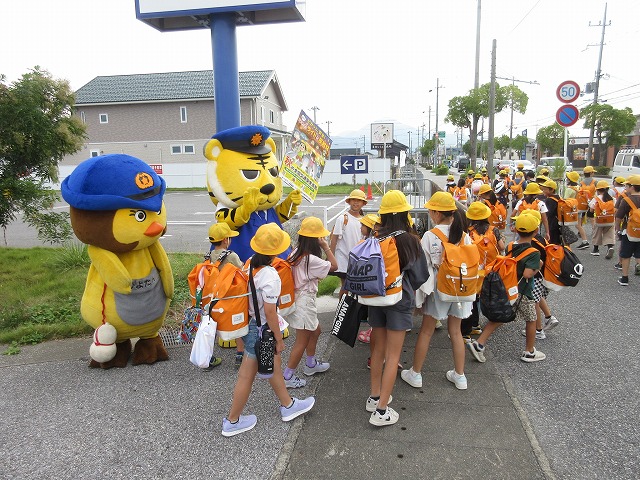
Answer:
189, 315, 218, 368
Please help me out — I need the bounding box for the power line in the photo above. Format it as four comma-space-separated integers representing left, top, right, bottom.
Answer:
508, 0, 542, 34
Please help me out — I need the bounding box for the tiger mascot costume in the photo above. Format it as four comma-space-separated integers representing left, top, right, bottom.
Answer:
204, 125, 302, 262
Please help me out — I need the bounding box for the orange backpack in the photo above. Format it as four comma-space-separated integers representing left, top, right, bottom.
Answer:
243, 257, 296, 315
453, 186, 467, 202
468, 225, 500, 279
359, 231, 404, 306
518, 198, 540, 214
486, 201, 507, 230
431, 228, 480, 302
209, 263, 250, 340
484, 246, 537, 304
622, 194, 640, 242
557, 197, 579, 226
187, 251, 232, 309
594, 197, 615, 227
575, 188, 590, 212
581, 179, 597, 199
510, 178, 525, 199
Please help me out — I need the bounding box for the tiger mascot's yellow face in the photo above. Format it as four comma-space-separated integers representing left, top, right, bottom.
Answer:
204, 136, 283, 211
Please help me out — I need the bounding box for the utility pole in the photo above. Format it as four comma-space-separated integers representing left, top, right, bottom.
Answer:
495, 75, 539, 160
431, 79, 445, 164
310, 106, 320, 123
325, 120, 332, 137
488, 39, 496, 177
470, 0, 482, 170
586, 2, 610, 166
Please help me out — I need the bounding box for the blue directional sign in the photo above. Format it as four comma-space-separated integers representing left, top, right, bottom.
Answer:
340, 155, 369, 174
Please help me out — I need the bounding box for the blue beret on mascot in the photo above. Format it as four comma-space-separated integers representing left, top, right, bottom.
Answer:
61, 154, 173, 368
203, 125, 302, 262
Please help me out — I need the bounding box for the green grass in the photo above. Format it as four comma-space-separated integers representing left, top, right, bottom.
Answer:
284, 182, 361, 195
0, 247, 338, 347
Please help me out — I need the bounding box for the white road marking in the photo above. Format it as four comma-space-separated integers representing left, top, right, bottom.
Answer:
167, 221, 208, 225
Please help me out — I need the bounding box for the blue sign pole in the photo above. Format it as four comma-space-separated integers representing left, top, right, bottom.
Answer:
210, 13, 240, 132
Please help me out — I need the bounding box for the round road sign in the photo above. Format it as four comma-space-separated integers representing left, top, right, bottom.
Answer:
556, 105, 580, 127
556, 80, 581, 103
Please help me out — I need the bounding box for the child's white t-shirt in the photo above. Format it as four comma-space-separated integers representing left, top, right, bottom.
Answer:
291, 252, 331, 294
332, 212, 362, 273
249, 266, 281, 323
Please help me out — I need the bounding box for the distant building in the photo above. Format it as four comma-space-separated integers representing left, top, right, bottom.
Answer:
62, 70, 289, 187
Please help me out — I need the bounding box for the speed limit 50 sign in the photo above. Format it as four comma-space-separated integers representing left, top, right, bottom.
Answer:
556, 81, 581, 103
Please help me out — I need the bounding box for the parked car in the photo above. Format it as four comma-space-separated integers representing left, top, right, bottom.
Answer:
539, 156, 573, 172
611, 147, 640, 179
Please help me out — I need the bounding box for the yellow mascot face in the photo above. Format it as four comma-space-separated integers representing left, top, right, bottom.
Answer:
204, 136, 283, 210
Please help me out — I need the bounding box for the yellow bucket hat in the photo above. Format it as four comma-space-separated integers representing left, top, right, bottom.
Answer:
519, 209, 542, 223
596, 180, 610, 190
541, 179, 557, 191
614, 176, 626, 185
424, 191, 457, 211
250, 223, 291, 256
466, 201, 492, 220
515, 171, 525, 177
626, 175, 640, 186
346, 189, 367, 204
379, 190, 413, 214
298, 216, 330, 238
583, 166, 596, 174
514, 213, 540, 233
474, 173, 483, 179
523, 182, 543, 195
447, 174, 455, 181
208, 222, 239, 243
566, 171, 580, 183
539, 168, 550, 175
478, 184, 493, 195
359, 214, 380, 230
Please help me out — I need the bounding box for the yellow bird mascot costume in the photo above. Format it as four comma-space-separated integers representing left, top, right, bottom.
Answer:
204, 125, 302, 262
62, 154, 174, 368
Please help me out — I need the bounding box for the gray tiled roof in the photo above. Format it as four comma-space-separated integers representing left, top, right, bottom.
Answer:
75, 70, 274, 104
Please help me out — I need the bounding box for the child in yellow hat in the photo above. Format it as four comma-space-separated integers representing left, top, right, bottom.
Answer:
282, 217, 337, 388
222, 223, 315, 437
588, 181, 616, 258
330, 189, 367, 284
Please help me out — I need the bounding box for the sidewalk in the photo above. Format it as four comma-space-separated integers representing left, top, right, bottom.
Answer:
0, 294, 550, 479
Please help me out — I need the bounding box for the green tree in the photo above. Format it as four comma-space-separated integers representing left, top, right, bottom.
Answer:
536, 123, 564, 158
420, 138, 436, 162
445, 83, 525, 168
511, 134, 529, 159
0, 67, 86, 245
494, 134, 511, 159
581, 104, 636, 166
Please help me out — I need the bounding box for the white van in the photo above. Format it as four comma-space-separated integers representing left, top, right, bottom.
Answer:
539, 156, 573, 172
611, 147, 640, 179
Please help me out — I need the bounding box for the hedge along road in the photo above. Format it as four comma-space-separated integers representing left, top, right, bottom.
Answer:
2, 191, 352, 253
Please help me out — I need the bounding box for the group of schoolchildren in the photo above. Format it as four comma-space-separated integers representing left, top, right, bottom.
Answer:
216, 169, 640, 435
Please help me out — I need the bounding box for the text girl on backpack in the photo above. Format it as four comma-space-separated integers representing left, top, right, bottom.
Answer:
330, 189, 366, 285
367, 190, 428, 427
357, 214, 381, 347
461, 201, 506, 341
588, 181, 616, 259
402, 192, 474, 392
283, 217, 338, 389
222, 224, 314, 437
468, 212, 545, 363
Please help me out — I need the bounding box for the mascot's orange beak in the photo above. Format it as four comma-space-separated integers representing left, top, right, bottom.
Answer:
144, 222, 164, 237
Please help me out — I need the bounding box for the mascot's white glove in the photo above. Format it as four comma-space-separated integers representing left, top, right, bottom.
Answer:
89, 322, 118, 363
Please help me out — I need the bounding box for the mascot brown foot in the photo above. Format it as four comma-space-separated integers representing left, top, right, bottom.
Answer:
132, 335, 169, 365
89, 340, 132, 369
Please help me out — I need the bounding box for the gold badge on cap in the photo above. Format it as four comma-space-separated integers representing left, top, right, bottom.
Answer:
250, 133, 263, 146
135, 172, 154, 190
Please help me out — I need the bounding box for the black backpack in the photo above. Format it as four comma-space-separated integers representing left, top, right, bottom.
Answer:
557, 248, 583, 287
479, 271, 520, 323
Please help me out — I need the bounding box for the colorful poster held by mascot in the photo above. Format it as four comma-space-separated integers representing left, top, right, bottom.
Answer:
282, 110, 331, 202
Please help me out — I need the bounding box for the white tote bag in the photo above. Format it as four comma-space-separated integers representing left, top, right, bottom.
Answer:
189, 315, 218, 368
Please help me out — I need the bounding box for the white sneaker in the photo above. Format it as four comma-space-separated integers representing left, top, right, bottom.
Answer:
400, 368, 423, 388
365, 394, 393, 413
467, 340, 486, 363
543, 315, 559, 331
521, 329, 546, 340
369, 406, 399, 427
446, 369, 468, 390
284, 375, 307, 389
303, 360, 330, 376
520, 348, 546, 363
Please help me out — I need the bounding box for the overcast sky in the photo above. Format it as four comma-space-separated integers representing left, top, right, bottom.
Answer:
2, 0, 639, 148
